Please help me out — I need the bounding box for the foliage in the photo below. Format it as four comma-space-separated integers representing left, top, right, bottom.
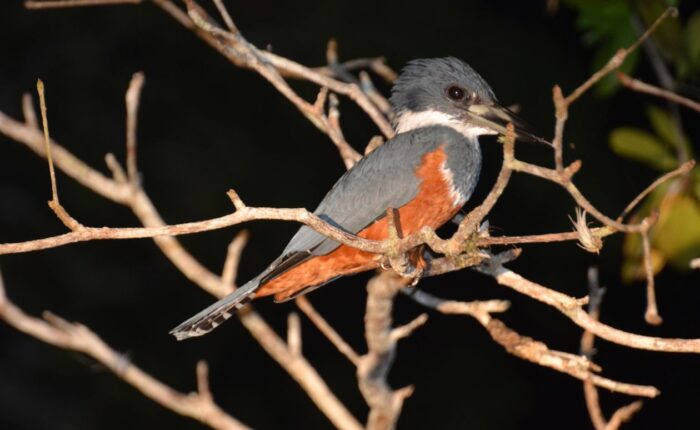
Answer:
564, 0, 700, 281
563, 0, 699, 94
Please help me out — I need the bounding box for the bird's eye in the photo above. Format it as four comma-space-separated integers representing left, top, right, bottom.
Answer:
447, 86, 467, 101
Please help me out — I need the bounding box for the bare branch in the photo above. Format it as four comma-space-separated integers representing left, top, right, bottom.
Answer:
37, 79, 85, 231
221, 230, 249, 287
480, 259, 700, 354
7, 4, 699, 428
296, 296, 360, 366
477, 228, 614, 247
552, 85, 567, 171
196, 360, 213, 402
0, 270, 250, 430
364, 135, 384, 155
617, 72, 700, 113
565, 7, 677, 105
641, 221, 662, 326
25, 0, 141, 8
21, 93, 38, 129
581, 268, 643, 430
360, 71, 392, 115
408, 288, 657, 398
125, 71, 145, 185
327, 93, 362, 169
606, 401, 644, 430
287, 312, 302, 357
211, 0, 237, 34
0, 62, 363, 430
617, 160, 695, 222
390, 313, 428, 342
181, 0, 393, 142
448, 125, 515, 255
357, 271, 415, 430
37, 79, 58, 204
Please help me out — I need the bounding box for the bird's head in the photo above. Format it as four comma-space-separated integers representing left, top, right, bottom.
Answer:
390, 57, 549, 145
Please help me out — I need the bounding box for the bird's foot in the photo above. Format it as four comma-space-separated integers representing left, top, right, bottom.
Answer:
381, 253, 423, 286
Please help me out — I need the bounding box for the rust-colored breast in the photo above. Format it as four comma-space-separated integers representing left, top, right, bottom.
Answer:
258, 146, 462, 301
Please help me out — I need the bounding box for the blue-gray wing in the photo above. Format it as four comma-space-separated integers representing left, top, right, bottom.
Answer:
281, 128, 446, 257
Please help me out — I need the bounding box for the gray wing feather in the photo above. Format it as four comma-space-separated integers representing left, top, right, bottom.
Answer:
283, 128, 444, 256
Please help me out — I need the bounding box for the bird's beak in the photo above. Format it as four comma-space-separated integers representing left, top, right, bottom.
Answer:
466, 103, 552, 146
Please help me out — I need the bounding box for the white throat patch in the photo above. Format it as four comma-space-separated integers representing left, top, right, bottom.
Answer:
394, 109, 497, 139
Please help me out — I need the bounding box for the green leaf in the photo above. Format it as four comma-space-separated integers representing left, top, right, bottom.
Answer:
646, 105, 693, 157
609, 127, 678, 171
652, 195, 700, 270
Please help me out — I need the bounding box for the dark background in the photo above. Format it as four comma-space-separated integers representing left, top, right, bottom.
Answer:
1, 1, 699, 429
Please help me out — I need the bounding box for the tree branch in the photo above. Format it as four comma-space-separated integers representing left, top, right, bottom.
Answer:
479, 257, 700, 354
357, 271, 417, 430
0, 270, 250, 430
407, 288, 658, 398
617, 72, 700, 113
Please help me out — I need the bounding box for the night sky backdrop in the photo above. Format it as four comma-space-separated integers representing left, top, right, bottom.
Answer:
1, 1, 699, 429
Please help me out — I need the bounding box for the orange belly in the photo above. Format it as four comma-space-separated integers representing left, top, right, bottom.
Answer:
257, 146, 461, 302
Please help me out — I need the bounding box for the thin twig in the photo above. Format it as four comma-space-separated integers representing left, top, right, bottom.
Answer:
617, 72, 700, 113
606, 401, 644, 430
170, 0, 393, 137
641, 221, 662, 326
221, 230, 249, 288
21, 93, 38, 129
287, 312, 302, 357
211, 0, 238, 34
125, 71, 145, 185
617, 160, 695, 222
552, 85, 567, 171
581, 268, 643, 430
551, 7, 678, 172
25, 0, 140, 8
196, 360, 213, 402
582, 268, 610, 430
448, 125, 515, 254
296, 296, 360, 366
37, 79, 58, 204
564, 7, 678, 105
328, 93, 362, 169
37, 80, 84, 231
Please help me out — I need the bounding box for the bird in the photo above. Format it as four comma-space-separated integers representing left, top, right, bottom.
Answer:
170, 57, 547, 340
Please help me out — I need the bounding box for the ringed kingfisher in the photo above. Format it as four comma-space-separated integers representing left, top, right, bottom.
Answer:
171, 57, 546, 340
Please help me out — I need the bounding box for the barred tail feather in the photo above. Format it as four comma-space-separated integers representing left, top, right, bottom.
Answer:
169, 280, 260, 341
